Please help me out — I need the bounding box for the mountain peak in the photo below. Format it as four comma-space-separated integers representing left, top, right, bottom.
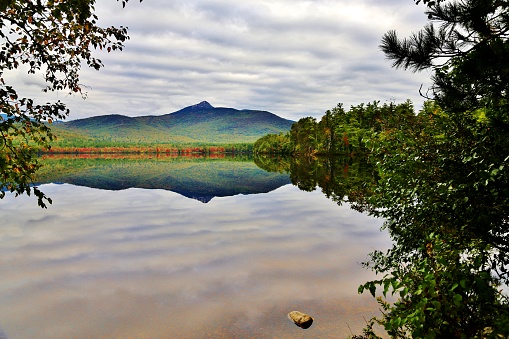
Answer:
191, 101, 214, 110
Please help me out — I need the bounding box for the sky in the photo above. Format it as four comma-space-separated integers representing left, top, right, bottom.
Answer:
10, 0, 433, 121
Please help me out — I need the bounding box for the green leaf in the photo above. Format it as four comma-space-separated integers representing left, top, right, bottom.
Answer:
369, 284, 376, 297
453, 294, 462, 307
450, 283, 459, 292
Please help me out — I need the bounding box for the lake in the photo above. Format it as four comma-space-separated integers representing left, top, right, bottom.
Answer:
0, 155, 390, 338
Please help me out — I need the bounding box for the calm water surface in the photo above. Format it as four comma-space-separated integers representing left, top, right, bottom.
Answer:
0, 159, 390, 338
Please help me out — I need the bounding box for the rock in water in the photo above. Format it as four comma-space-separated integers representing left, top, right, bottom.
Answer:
288, 311, 314, 329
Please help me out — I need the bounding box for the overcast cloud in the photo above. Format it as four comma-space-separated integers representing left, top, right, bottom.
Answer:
9, 0, 433, 121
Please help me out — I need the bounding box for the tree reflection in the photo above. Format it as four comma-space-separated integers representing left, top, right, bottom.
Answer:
254, 154, 377, 212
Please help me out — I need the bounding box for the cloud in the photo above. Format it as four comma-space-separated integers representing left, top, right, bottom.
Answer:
6, 0, 433, 120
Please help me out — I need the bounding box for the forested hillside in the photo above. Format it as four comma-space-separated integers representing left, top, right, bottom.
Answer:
254, 100, 415, 155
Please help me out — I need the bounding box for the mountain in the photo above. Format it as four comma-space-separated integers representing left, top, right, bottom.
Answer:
56, 101, 294, 143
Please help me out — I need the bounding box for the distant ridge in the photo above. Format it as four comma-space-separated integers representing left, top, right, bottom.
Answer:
56, 102, 294, 143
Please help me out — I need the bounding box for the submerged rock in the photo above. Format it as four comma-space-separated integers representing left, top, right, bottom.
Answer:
288, 311, 314, 329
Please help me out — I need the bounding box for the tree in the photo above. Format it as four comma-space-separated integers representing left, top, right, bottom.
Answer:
318, 105, 343, 154
358, 1, 509, 337
253, 132, 292, 154
380, 0, 509, 117
0, 0, 141, 207
360, 102, 509, 337
289, 116, 319, 155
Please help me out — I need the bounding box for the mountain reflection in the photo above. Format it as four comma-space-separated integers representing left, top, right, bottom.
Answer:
36, 154, 291, 203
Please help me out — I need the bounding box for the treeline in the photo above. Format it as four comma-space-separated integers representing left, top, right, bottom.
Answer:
33, 126, 255, 154
254, 100, 415, 155
39, 143, 254, 154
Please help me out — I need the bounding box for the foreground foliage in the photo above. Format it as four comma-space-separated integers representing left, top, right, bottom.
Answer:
355, 0, 509, 337
0, 0, 140, 207
357, 102, 509, 337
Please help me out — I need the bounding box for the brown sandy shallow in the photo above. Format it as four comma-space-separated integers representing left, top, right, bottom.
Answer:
0, 268, 386, 338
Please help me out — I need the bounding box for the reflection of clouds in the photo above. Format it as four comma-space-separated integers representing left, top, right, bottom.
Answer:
0, 184, 390, 338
